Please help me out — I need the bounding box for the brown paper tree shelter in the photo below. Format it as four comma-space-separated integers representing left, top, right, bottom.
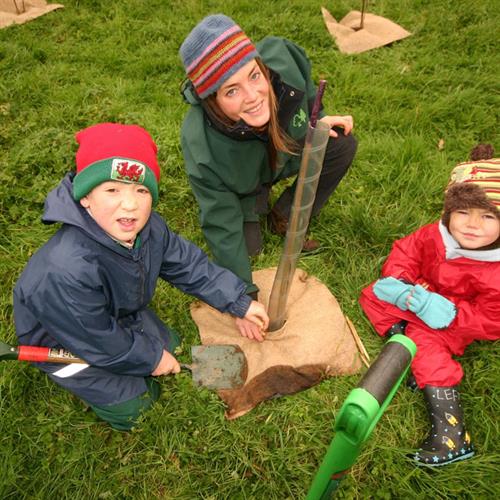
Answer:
1, 1, 63, 29
322, 1, 411, 54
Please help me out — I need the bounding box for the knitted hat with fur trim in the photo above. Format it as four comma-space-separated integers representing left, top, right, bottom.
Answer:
442, 158, 500, 248
73, 123, 160, 204
443, 158, 500, 217
443, 182, 499, 225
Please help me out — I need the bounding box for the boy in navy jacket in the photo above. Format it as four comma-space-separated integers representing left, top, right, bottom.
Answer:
14, 123, 268, 430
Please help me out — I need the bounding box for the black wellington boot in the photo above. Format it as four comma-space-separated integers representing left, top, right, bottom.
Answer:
413, 385, 474, 466
267, 207, 320, 252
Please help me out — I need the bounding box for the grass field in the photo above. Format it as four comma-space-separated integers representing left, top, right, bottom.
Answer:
1, 0, 499, 498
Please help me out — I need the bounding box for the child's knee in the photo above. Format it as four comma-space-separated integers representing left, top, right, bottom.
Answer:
166, 328, 182, 353
89, 378, 160, 431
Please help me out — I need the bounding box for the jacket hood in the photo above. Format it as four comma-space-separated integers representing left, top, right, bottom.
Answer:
42, 173, 151, 251
43, 173, 87, 227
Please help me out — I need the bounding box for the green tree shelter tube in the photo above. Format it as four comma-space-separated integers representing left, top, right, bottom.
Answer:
306, 335, 417, 499
267, 81, 330, 332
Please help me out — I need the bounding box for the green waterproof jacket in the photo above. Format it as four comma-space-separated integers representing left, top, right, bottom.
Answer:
181, 37, 321, 293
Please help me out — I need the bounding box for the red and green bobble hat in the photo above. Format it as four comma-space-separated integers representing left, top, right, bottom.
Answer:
72, 123, 160, 205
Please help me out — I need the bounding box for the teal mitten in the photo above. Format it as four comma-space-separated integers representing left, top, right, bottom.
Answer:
407, 285, 456, 329
373, 277, 413, 311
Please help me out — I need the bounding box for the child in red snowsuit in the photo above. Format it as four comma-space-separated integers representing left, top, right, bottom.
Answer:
360, 145, 500, 466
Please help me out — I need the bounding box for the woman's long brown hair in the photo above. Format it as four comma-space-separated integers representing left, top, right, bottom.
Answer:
203, 58, 297, 169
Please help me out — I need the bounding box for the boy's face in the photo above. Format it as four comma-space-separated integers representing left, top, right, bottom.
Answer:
80, 181, 152, 244
449, 207, 500, 249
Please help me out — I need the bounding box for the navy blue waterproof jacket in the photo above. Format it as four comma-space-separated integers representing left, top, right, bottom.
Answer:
13, 174, 251, 405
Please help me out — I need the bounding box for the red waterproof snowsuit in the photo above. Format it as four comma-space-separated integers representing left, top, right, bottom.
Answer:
360, 222, 500, 387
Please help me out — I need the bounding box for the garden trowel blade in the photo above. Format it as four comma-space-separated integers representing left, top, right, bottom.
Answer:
189, 344, 248, 390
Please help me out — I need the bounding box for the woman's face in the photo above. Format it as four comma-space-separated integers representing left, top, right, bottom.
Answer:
215, 59, 271, 127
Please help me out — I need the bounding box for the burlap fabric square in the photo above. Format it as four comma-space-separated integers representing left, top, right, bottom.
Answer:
1, 1, 63, 29
321, 7, 411, 54
190, 268, 367, 419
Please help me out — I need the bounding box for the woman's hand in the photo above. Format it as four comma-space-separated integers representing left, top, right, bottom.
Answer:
235, 300, 269, 342
319, 115, 354, 137
151, 349, 181, 376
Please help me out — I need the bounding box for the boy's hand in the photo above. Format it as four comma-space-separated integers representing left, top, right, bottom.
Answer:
151, 349, 181, 376
235, 317, 265, 342
373, 277, 413, 311
235, 300, 269, 342
407, 285, 457, 329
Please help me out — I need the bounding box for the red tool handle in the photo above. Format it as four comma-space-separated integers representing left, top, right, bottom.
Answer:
17, 345, 85, 363
17, 345, 51, 362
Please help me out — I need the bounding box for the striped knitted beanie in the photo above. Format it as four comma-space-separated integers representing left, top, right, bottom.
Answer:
447, 158, 500, 208
179, 14, 258, 99
73, 123, 160, 205
442, 157, 500, 229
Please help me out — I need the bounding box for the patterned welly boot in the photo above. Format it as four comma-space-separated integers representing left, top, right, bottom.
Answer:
413, 385, 474, 466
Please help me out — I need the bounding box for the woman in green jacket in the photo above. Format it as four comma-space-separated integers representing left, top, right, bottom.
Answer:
179, 14, 356, 341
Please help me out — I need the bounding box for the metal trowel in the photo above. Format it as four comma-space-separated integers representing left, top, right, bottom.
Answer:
180, 345, 248, 390
0, 340, 248, 390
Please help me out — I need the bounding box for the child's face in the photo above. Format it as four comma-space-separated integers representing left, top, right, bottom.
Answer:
80, 181, 152, 244
449, 207, 500, 249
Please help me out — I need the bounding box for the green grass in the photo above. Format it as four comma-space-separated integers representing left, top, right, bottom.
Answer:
1, 0, 499, 498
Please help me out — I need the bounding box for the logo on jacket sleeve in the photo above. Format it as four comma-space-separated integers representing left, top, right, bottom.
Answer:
111, 159, 146, 183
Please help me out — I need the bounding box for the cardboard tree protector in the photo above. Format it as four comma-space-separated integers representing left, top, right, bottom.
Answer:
191, 84, 368, 420
321, 4, 411, 54
0, 0, 63, 29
